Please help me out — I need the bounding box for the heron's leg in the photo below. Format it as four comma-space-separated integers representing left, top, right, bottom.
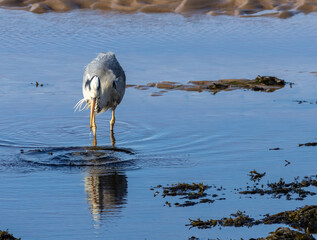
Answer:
93, 134, 97, 146
90, 98, 97, 135
92, 113, 97, 137
110, 108, 116, 132
110, 130, 116, 147
92, 111, 96, 128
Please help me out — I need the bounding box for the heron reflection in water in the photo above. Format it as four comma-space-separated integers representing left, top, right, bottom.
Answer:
75, 52, 126, 146
85, 167, 128, 224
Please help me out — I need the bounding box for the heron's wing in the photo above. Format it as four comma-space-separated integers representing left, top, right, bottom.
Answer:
113, 72, 126, 104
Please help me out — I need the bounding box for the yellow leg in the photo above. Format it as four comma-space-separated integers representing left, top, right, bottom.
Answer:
110, 130, 116, 147
110, 109, 115, 132
93, 134, 97, 147
92, 112, 96, 129
90, 98, 97, 135
92, 114, 97, 137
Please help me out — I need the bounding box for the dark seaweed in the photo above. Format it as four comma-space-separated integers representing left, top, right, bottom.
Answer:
153, 182, 224, 207
188, 205, 317, 235
0, 230, 21, 240
253, 227, 315, 240
240, 175, 317, 200
299, 142, 317, 147
188, 211, 259, 229
249, 170, 266, 182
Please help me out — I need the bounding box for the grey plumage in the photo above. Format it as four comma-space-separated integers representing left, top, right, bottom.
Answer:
75, 52, 126, 134
75, 52, 125, 113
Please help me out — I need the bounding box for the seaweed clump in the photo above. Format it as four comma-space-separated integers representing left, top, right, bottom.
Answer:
299, 142, 317, 147
219, 211, 257, 227
188, 211, 259, 229
152, 182, 226, 207
0, 230, 21, 240
254, 227, 315, 240
31, 81, 44, 87
269, 147, 281, 150
249, 170, 266, 182
253, 75, 285, 86
161, 182, 211, 207
239, 175, 317, 200
127, 75, 286, 96
263, 205, 317, 234
188, 205, 317, 235
188, 218, 218, 229
162, 182, 209, 199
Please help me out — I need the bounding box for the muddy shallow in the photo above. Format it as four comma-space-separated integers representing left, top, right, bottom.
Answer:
0, 9, 317, 240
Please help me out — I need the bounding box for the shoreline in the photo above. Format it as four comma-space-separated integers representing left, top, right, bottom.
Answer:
1, 0, 317, 18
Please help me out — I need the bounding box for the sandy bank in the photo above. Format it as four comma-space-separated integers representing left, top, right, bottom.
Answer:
1, 0, 317, 17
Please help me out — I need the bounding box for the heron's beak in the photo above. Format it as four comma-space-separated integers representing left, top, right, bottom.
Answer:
90, 98, 96, 131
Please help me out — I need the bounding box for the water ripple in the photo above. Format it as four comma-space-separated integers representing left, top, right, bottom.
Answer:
19, 146, 136, 169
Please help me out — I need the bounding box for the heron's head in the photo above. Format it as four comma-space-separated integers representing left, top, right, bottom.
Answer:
86, 75, 100, 99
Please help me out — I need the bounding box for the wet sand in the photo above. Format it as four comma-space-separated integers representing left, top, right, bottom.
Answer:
0, 8, 316, 240
1, 0, 317, 17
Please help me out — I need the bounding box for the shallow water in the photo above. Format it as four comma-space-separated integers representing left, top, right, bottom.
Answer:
0, 9, 317, 239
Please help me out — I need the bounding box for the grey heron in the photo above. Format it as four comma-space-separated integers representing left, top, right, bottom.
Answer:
75, 52, 126, 139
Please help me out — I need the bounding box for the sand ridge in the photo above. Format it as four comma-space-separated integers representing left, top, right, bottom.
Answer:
1, 0, 317, 17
